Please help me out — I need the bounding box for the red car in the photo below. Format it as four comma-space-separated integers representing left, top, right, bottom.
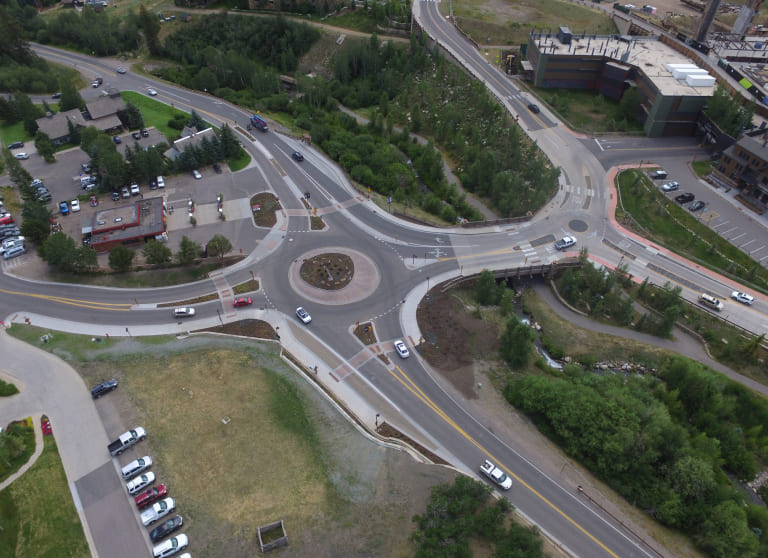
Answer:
89, 195, 98, 207
134, 484, 167, 509
233, 297, 252, 307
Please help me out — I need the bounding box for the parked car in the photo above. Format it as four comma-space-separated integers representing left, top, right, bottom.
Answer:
688, 200, 705, 212
649, 169, 668, 179
554, 236, 576, 250
81, 162, 92, 173
296, 306, 311, 324
731, 291, 755, 305
675, 192, 695, 204
59, 201, 69, 216
192, 169, 202, 179
90, 195, 99, 207
157, 176, 165, 188
3, 246, 26, 260
113, 136, 122, 144
233, 297, 252, 307
151, 534, 188, 558
213, 163, 222, 173
132, 131, 141, 140
141, 129, 150, 138
14, 152, 29, 160
149, 515, 183, 543
135, 484, 168, 510
8, 141, 23, 149
130, 183, 140, 196
111, 192, 120, 202
121, 187, 130, 199
126, 472, 155, 495
141, 497, 176, 526
121, 455, 152, 480
291, 150, 304, 162
147, 88, 158, 96
527, 103, 541, 114
0, 215, 13, 226
149, 179, 158, 190
394, 340, 410, 358
661, 181, 679, 192
71, 199, 81, 212
90, 379, 118, 399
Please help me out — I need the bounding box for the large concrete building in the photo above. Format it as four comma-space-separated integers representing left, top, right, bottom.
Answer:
527, 28, 716, 136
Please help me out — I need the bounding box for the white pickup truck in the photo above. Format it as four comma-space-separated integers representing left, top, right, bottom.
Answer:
480, 459, 512, 490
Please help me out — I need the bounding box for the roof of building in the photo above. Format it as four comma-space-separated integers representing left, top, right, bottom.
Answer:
730, 133, 768, 159
88, 197, 165, 249
531, 34, 716, 97
85, 96, 126, 120
164, 127, 216, 160
35, 109, 88, 140
89, 114, 123, 132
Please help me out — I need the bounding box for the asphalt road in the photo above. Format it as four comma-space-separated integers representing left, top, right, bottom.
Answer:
0, 21, 762, 558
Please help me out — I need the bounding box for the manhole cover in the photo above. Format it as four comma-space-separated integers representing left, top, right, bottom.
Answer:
568, 219, 588, 232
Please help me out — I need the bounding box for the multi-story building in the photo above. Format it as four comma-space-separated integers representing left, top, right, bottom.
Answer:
716, 134, 768, 211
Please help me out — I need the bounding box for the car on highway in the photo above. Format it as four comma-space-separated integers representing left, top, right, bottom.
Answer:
141, 497, 176, 526
14, 152, 29, 160
296, 306, 311, 324
91, 77, 103, 87
70, 199, 80, 212
233, 297, 252, 307
126, 472, 155, 495
90, 379, 118, 399
675, 192, 694, 204
116, 67, 127, 74
135, 484, 168, 509
661, 181, 679, 192
291, 150, 304, 162
8, 141, 23, 149
527, 103, 541, 114
149, 515, 183, 543
151, 534, 188, 558
688, 200, 705, 212
394, 340, 410, 358
173, 307, 195, 318
731, 291, 755, 305
59, 201, 69, 216
554, 236, 576, 250
192, 169, 202, 179
148, 88, 158, 96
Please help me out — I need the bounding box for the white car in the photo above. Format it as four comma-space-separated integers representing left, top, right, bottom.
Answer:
147, 88, 158, 96
394, 340, 410, 358
152, 534, 188, 558
0, 240, 23, 255
192, 170, 202, 180
126, 471, 155, 495
157, 176, 165, 188
554, 236, 576, 250
296, 306, 311, 324
173, 307, 195, 318
130, 183, 140, 196
661, 181, 679, 192
141, 497, 176, 526
14, 152, 29, 160
731, 291, 755, 305
70, 199, 81, 212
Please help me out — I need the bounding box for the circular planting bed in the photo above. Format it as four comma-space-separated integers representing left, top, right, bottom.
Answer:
299, 253, 354, 290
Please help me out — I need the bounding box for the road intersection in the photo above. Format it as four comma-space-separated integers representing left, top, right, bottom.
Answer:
1, 21, 765, 558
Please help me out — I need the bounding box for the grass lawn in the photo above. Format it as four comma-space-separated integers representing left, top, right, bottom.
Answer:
0, 435, 88, 558
0, 121, 31, 148
616, 169, 768, 292
0, 425, 35, 484
120, 91, 194, 142
441, 0, 616, 45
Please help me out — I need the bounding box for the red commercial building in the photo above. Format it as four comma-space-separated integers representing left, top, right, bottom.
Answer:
86, 197, 166, 253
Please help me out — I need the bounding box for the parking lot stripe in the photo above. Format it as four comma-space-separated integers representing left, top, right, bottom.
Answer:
730, 232, 746, 241
750, 245, 766, 255
721, 227, 738, 235
741, 239, 755, 248
712, 220, 729, 229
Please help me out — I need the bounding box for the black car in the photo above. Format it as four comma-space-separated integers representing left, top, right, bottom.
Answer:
675, 192, 695, 204
149, 515, 183, 543
132, 131, 141, 140
90, 379, 118, 399
141, 129, 149, 138
111, 192, 120, 201
291, 151, 304, 162
688, 200, 706, 212
213, 163, 222, 174
51, 92, 62, 99
527, 103, 541, 114
149, 180, 158, 190
8, 141, 23, 149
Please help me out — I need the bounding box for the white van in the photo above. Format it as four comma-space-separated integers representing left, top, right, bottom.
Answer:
173, 307, 195, 318
698, 293, 724, 311
121, 455, 152, 480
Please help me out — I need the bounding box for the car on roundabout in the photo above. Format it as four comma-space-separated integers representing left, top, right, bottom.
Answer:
296, 306, 311, 324
731, 291, 755, 305
554, 236, 576, 251
394, 340, 410, 358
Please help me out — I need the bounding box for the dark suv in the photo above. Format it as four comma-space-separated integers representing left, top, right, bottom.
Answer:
675, 192, 695, 204
91, 379, 118, 399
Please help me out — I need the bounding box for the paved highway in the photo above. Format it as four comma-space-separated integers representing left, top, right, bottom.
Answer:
2, 23, 763, 558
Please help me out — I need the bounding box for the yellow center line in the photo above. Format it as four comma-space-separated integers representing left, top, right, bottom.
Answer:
0, 289, 133, 311
388, 364, 620, 557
